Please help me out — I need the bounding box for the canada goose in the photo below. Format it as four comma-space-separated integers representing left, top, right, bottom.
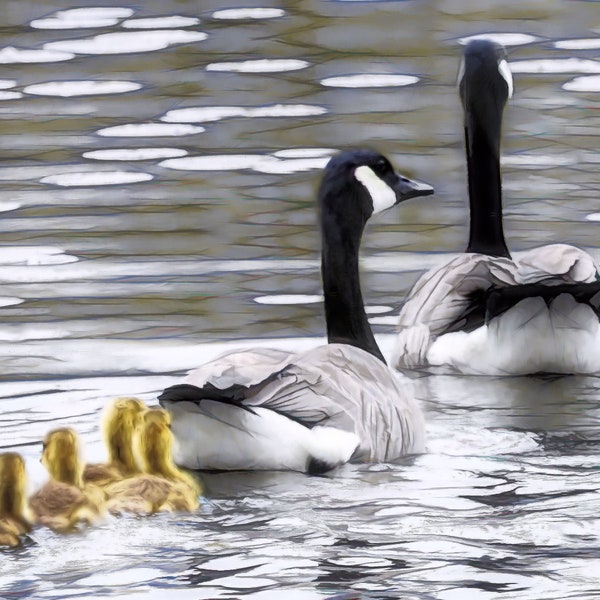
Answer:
158, 149, 432, 473
104, 408, 200, 514
83, 397, 146, 486
392, 39, 599, 375
29, 428, 104, 532
0, 453, 31, 547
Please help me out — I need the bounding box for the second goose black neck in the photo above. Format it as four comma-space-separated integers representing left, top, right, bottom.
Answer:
463, 84, 511, 259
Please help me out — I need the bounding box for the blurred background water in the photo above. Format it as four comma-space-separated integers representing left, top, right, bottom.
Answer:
2, 1, 600, 598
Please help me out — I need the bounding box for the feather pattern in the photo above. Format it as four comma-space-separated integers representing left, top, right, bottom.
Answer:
392, 250, 600, 375
516, 244, 597, 285
160, 344, 425, 472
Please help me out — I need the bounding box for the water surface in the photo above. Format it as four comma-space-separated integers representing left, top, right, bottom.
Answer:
2, 1, 600, 598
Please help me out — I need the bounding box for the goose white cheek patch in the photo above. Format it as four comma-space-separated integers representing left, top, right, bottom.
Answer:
354, 166, 396, 214
498, 59, 514, 98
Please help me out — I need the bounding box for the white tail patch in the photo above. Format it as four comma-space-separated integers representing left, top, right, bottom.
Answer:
427, 295, 600, 375
498, 59, 513, 98
166, 400, 358, 472
354, 166, 396, 214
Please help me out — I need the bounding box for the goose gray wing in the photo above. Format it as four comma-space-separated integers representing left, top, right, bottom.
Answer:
393, 254, 518, 368
516, 244, 598, 285
160, 344, 425, 464
249, 344, 426, 461
185, 347, 296, 389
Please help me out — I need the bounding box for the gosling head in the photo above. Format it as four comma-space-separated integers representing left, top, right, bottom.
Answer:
134, 408, 175, 477
102, 397, 146, 474
0, 452, 27, 518
41, 428, 83, 488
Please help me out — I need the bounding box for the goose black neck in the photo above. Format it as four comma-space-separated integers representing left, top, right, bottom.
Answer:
464, 112, 511, 259
321, 208, 385, 364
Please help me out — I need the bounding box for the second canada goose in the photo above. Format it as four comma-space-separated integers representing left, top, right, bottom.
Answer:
392, 39, 599, 375
158, 149, 432, 473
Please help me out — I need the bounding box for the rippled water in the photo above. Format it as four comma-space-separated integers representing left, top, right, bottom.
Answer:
2, 1, 600, 598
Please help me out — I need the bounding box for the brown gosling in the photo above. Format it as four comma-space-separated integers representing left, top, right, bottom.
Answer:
83, 397, 147, 487
0, 453, 31, 547
136, 408, 201, 511
105, 408, 201, 514
29, 428, 104, 532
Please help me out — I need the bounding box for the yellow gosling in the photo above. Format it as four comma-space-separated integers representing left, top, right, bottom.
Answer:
0, 453, 31, 547
104, 408, 201, 514
135, 408, 201, 512
83, 397, 146, 486
29, 428, 104, 532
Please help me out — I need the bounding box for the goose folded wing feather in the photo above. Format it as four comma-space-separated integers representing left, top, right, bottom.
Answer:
517, 244, 598, 285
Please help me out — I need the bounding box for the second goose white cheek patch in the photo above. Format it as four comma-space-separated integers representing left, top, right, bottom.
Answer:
354, 166, 396, 214
498, 59, 514, 98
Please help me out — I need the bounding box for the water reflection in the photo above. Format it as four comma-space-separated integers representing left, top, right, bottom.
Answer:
320, 74, 419, 88
30, 7, 134, 30
211, 9, 286, 20
121, 16, 201, 29
23, 81, 143, 97
44, 30, 207, 55
205, 59, 310, 73
0, 47, 74, 63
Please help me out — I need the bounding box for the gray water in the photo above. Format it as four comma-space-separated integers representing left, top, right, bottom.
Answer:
2, 1, 600, 598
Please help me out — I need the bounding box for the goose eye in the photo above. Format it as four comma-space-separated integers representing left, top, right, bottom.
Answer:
373, 158, 389, 176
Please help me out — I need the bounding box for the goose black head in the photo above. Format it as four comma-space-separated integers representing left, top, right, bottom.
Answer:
458, 40, 513, 149
318, 150, 433, 230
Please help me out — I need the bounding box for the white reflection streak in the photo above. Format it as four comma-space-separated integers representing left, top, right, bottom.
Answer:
511, 58, 600, 74
321, 74, 419, 88
23, 81, 142, 97
44, 30, 207, 55
121, 16, 200, 29
83, 148, 188, 161
563, 75, 600, 92
30, 7, 134, 29
161, 104, 327, 123
40, 171, 153, 187
458, 32, 540, 45
253, 294, 323, 305
96, 123, 205, 137
212, 8, 285, 19
206, 59, 309, 73
0, 47, 74, 64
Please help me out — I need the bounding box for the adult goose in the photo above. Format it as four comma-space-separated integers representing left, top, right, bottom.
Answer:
159, 149, 432, 473
392, 39, 599, 376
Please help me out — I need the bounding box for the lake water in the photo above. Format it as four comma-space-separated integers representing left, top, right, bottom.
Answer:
2, 1, 600, 598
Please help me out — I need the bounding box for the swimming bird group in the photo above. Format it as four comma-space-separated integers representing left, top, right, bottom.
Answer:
3, 39, 597, 548
0, 398, 201, 547
159, 39, 600, 473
